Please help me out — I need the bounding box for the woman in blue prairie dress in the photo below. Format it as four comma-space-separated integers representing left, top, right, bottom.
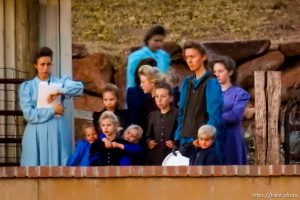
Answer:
212, 56, 250, 165
19, 47, 83, 166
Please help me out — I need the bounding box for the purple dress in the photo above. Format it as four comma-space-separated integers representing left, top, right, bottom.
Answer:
220, 85, 250, 165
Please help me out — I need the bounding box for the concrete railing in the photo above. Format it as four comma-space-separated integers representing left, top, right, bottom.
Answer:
1, 165, 300, 200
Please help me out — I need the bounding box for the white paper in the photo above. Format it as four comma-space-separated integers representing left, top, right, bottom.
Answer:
162, 151, 190, 166
37, 82, 62, 108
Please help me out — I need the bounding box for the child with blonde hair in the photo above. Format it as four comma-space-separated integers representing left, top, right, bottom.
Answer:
90, 111, 124, 166
180, 125, 221, 165
67, 123, 98, 166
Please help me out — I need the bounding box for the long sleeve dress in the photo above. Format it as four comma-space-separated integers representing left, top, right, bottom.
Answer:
220, 85, 250, 165
126, 46, 171, 88
19, 76, 83, 166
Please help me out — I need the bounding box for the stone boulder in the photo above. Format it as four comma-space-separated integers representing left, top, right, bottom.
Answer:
279, 41, 300, 57
73, 94, 103, 112
72, 43, 89, 58
281, 62, 300, 102
236, 51, 285, 88
163, 41, 184, 61
73, 53, 115, 95
203, 40, 271, 63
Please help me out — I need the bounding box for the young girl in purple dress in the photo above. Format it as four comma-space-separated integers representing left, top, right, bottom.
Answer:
212, 56, 250, 165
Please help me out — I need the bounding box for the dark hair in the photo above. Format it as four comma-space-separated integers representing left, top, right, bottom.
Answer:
33, 47, 53, 64
144, 25, 167, 45
154, 81, 174, 96
135, 58, 157, 86
210, 55, 237, 83
183, 41, 208, 67
101, 83, 119, 99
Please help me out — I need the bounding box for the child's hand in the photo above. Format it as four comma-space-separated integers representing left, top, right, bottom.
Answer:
148, 140, 158, 149
193, 139, 200, 148
103, 139, 113, 148
111, 142, 124, 150
165, 140, 175, 149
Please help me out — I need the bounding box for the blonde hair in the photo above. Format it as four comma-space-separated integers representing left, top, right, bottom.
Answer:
99, 111, 120, 126
82, 123, 96, 132
138, 65, 165, 83
197, 125, 216, 139
165, 72, 180, 87
124, 124, 143, 140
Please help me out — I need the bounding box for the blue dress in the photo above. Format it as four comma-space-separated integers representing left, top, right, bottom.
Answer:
67, 140, 92, 166
126, 46, 171, 88
220, 85, 250, 165
19, 76, 83, 166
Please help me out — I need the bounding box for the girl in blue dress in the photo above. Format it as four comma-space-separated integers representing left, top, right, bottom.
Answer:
67, 124, 98, 166
126, 25, 170, 88
19, 47, 83, 166
212, 56, 250, 165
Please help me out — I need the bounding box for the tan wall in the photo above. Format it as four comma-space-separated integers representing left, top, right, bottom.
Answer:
1, 177, 299, 200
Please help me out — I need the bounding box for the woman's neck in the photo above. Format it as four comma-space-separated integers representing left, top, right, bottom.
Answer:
38, 75, 49, 81
195, 66, 206, 79
221, 82, 232, 91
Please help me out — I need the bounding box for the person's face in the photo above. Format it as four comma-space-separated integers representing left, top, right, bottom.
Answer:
213, 62, 232, 85
154, 88, 173, 111
100, 118, 118, 137
34, 56, 52, 80
123, 128, 140, 144
184, 48, 207, 73
147, 35, 165, 51
140, 75, 154, 94
84, 127, 98, 144
102, 91, 117, 111
198, 135, 214, 149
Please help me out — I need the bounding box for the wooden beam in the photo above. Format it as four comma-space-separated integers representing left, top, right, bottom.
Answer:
0, 0, 4, 71
266, 71, 281, 164
254, 71, 267, 164
28, 0, 39, 78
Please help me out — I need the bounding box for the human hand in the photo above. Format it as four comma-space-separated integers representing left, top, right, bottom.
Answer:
47, 91, 61, 103
103, 140, 113, 148
112, 142, 124, 149
193, 139, 200, 148
52, 104, 64, 115
148, 140, 158, 149
165, 140, 175, 149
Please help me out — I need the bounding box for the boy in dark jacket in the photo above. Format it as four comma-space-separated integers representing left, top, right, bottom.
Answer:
180, 125, 221, 165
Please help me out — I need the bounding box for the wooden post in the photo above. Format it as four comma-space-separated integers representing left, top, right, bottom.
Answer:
254, 71, 267, 164
266, 71, 281, 164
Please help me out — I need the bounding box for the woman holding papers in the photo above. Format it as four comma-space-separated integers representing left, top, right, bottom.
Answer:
19, 47, 83, 166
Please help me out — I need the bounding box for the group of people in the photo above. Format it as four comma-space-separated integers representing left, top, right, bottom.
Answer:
19, 25, 250, 167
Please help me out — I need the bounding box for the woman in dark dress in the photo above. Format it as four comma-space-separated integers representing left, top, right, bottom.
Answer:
93, 83, 129, 133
